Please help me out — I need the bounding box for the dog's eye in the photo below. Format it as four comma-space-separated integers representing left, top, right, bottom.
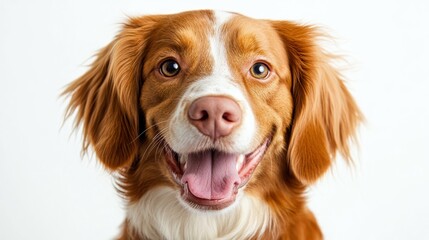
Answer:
160, 60, 181, 77
250, 62, 270, 79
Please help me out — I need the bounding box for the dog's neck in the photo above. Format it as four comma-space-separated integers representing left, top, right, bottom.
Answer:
127, 186, 272, 239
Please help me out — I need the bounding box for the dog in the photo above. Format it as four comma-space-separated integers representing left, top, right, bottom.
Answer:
64, 10, 362, 239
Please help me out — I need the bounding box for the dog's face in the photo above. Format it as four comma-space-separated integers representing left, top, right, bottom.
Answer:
65, 10, 361, 212
140, 12, 292, 210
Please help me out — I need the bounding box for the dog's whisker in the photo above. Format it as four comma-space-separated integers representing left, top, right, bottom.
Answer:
131, 119, 170, 143
151, 127, 170, 158
142, 130, 165, 161
137, 124, 171, 162
140, 131, 164, 162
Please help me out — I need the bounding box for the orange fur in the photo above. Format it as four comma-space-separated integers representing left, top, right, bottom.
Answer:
64, 10, 361, 239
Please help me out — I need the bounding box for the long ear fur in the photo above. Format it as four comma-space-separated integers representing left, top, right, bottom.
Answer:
272, 21, 363, 184
63, 17, 158, 170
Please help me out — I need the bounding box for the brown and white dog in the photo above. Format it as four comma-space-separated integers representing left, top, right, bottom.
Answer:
64, 10, 362, 240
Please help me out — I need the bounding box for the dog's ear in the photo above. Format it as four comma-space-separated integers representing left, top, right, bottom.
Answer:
63, 17, 158, 170
271, 21, 362, 184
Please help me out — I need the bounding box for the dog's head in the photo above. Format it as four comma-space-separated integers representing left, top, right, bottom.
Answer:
65, 10, 361, 211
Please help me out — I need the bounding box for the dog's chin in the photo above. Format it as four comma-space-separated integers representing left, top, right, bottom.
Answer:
164, 137, 271, 211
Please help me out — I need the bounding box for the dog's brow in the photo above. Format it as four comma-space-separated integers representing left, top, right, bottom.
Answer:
235, 34, 266, 54
173, 28, 202, 50
152, 28, 210, 56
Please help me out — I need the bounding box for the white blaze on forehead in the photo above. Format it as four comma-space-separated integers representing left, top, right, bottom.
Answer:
166, 10, 258, 154
210, 11, 233, 77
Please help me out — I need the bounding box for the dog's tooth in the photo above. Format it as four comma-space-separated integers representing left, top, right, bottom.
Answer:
179, 155, 187, 170
236, 154, 245, 171
179, 155, 187, 164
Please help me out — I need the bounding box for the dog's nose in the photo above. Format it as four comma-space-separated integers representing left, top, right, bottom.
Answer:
188, 96, 242, 140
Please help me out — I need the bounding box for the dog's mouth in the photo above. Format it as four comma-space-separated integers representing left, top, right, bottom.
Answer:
164, 138, 271, 210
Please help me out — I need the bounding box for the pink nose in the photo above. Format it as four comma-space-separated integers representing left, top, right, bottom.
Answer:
188, 96, 242, 140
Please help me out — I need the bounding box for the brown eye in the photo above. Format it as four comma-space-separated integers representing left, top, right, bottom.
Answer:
250, 62, 270, 79
160, 60, 180, 77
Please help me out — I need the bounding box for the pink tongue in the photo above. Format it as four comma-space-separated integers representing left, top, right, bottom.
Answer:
181, 151, 241, 200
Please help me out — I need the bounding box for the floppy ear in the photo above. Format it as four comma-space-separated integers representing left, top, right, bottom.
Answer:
272, 21, 362, 184
63, 17, 158, 170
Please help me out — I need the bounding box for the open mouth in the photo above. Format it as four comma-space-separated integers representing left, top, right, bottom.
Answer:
164, 138, 271, 210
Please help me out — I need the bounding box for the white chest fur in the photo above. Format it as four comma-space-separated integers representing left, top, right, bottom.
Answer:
127, 187, 271, 240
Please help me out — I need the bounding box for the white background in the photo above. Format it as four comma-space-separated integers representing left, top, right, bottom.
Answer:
1, 0, 428, 239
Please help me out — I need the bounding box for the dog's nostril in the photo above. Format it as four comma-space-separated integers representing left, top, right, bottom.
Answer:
222, 112, 239, 123
189, 108, 209, 121
201, 110, 209, 121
